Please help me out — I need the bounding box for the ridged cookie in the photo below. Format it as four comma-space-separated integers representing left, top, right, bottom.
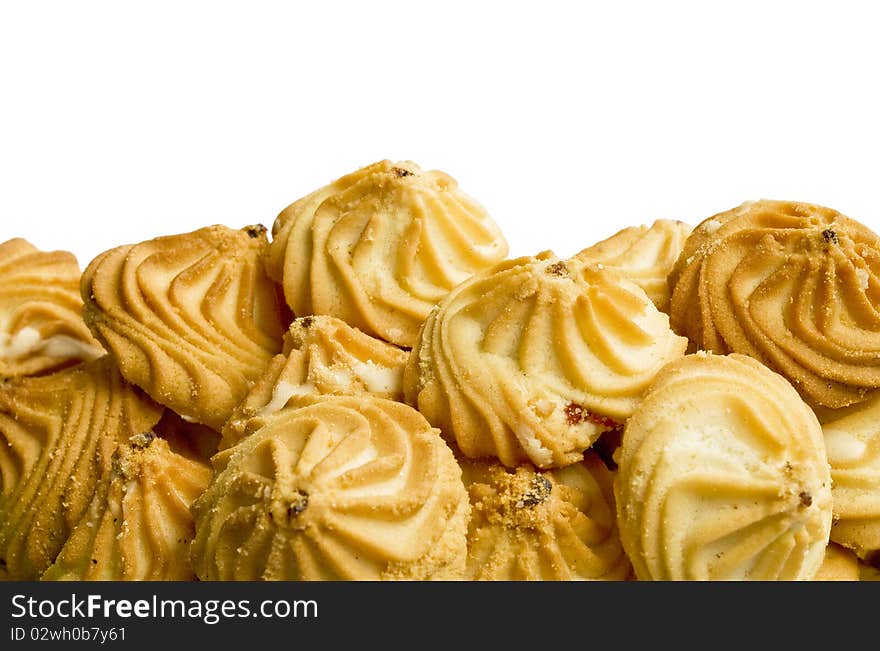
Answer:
81, 225, 286, 430
615, 352, 833, 580
266, 160, 508, 347
0, 357, 164, 580
668, 200, 880, 409
816, 393, 880, 563
0, 238, 102, 378
222, 315, 408, 449
461, 452, 631, 580
41, 429, 212, 581
405, 252, 687, 468
573, 219, 692, 312
192, 395, 469, 581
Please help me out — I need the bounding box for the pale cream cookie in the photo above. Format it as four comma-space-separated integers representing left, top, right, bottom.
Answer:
615, 352, 833, 580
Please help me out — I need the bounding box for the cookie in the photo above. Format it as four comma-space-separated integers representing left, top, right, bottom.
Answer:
573, 219, 692, 312
0, 238, 103, 378
222, 315, 408, 449
405, 252, 687, 468
81, 225, 286, 430
668, 200, 880, 409
266, 160, 508, 347
615, 352, 832, 580
461, 452, 630, 580
192, 395, 469, 580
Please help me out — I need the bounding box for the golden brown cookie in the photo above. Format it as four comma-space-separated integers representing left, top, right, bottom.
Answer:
815, 393, 880, 563
41, 430, 211, 581
81, 225, 286, 430
668, 200, 880, 409
573, 219, 693, 312
266, 160, 509, 347
615, 352, 833, 581
222, 315, 408, 449
813, 543, 860, 581
0, 238, 103, 378
404, 252, 687, 469
191, 395, 469, 581
0, 357, 164, 580
461, 452, 631, 580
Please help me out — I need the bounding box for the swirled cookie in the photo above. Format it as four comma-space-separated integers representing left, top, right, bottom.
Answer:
404, 252, 688, 468
615, 352, 833, 580
0, 357, 165, 580
222, 315, 408, 449
266, 160, 509, 347
813, 543, 860, 581
668, 199, 880, 409
41, 430, 212, 581
461, 452, 631, 580
191, 395, 469, 580
573, 219, 693, 312
0, 238, 103, 378
81, 225, 286, 430
816, 393, 880, 562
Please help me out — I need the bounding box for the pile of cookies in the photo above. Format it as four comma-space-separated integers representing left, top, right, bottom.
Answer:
1, 160, 878, 581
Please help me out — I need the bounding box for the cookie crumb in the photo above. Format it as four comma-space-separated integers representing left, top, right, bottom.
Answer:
545, 261, 569, 277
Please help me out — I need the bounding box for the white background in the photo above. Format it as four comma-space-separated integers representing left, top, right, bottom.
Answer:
2, 1, 879, 268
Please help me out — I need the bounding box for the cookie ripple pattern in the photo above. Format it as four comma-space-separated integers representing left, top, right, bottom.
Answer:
573, 219, 693, 312
668, 200, 880, 409
405, 252, 688, 469
192, 395, 469, 581
0, 358, 165, 579
222, 315, 408, 450
461, 452, 631, 580
81, 225, 286, 430
41, 431, 212, 581
0, 238, 103, 378
817, 394, 880, 563
615, 352, 833, 581
266, 160, 509, 348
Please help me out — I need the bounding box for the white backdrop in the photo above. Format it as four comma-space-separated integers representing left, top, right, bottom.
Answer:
2, 1, 879, 268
